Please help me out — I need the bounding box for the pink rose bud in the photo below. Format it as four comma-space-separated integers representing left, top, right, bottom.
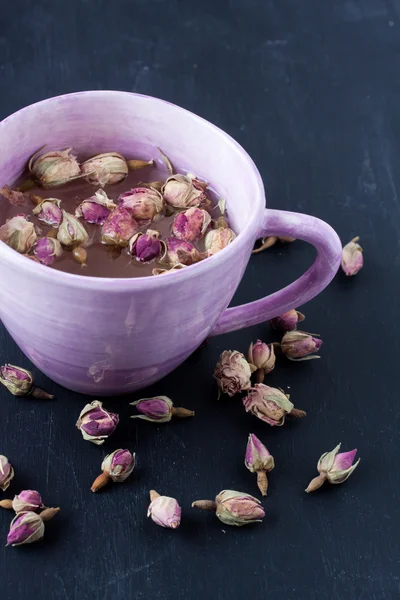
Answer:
0, 215, 37, 253
162, 174, 209, 209
130, 395, 194, 423
33, 237, 63, 266
29, 147, 81, 188
76, 400, 119, 445
341, 236, 363, 276
171, 207, 211, 242
165, 237, 201, 266
269, 309, 305, 331
7, 511, 45, 547
128, 230, 162, 263
57, 210, 89, 247
214, 350, 256, 398
101, 206, 138, 247
245, 433, 275, 496
243, 383, 306, 426
12, 490, 45, 513
91, 449, 136, 492
0, 364, 54, 400
192, 489, 265, 527
305, 443, 360, 493
119, 187, 164, 221
81, 152, 128, 186
247, 340, 276, 382
281, 330, 322, 361
147, 490, 182, 529
204, 227, 236, 255
32, 198, 63, 227
0, 455, 14, 491
75, 189, 116, 225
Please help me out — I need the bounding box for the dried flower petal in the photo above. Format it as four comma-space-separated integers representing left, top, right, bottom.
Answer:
341, 236, 363, 276
243, 383, 306, 426
91, 449, 135, 492
101, 207, 138, 247
214, 350, 256, 398
0, 455, 14, 492
75, 189, 116, 224
0, 215, 37, 253
119, 187, 164, 221
0, 185, 29, 206
130, 396, 194, 423
165, 237, 201, 266
281, 331, 322, 361
33, 237, 63, 266
76, 400, 119, 445
32, 198, 63, 227
12, 490, 45, 514
128, 230, 162, 263
192, 489, 265, 527
245, 434, 274, 496
148, 490, 182, 529
270, 309, 305, 331
162, 174, 208, 209
29, 148, 81, 188
0, 364, 54, 399
305, 444, 360, 492
7, 511, 45, 547
81, 152, 128, 186
57, 210, 89, 247
204, 227, 236, 255
172, 207, 211, 242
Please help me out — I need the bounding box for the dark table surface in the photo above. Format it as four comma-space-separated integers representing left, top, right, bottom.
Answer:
1, 1, 399, 599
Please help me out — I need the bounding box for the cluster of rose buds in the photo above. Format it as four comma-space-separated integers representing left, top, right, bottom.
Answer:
0, 364, 54, 399
341, 236, 363, 276
130, 396, 194, 423
76, 400, 119, 445
91, 449, 136, 492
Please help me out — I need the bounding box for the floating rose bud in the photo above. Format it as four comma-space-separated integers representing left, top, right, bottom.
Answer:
128, 230, 162, 263
245, 434, 275, 496
81, 152, 128, 186
204, 227, 236, 255
305, 444, 360, 493
7, 512, 45, 547
101, 207, 138, 247
32, 198, 63, 227
243, 383, 306, 426
127, 158, 154, 170
341, 236, 363, 276
0, 455, 14, 491
75, 189, 116, 225
148, 490, 182, 529
192, 489, 265, 527
130, 395, 194, 423
119, 187, 164, 221
33, 237, 63, 266
248, 340, 276, 382
281, 331, 322, 361
76, 400, 119, 445
172, 207, 211, 242
270, 309, 305, 332
214, 350, 256, 398
12, 490, 45, 513
0, 364, 54, 399
57, 210, 89, 247
72, 246, 87, 267
0, 215, 37, 253
91, 449, 135, 492
29, 148, 81, 188
165, 237, 201, 266
162, 174, 208, 209
0, 185, 29, 206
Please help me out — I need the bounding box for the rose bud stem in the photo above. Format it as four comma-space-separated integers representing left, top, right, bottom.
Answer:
17, 179, 36, 192
191, 500, 217, 511
0, 499, 13, 510
149, 489, 160, 502
255, 369, 265, 383
30, 387, 54, 400
72, 246, 87, 267
290, 408, 307, 418
257, 471, 269, 497
171, 407, 195, 418
305, 474, 327, 493
158, 147, 174, 175
91, 472, 111, 493
127, 159, 154, 170
40, 507, 60, 521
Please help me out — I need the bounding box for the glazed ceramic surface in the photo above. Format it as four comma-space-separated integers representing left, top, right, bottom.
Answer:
0, 92, 342, 395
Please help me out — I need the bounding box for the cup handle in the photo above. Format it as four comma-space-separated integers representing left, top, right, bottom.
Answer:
210, 208, 342, 337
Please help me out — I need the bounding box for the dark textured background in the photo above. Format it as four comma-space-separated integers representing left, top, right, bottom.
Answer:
0, 1, 399, 599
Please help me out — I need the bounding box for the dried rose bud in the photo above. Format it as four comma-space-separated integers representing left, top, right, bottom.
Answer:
214, 350, 256, 398
33, 237, 63, 266
243, 383, 306, 426
270, 309, 305, 331
119, 187, 164, 221
306, 444, 360, 493
101, 207, 138, 247
130, 395, 194, 423
75, 189, 116, 225
0, 455, 14, 492
0, 215, 37, 253
162, 174, 209, 209
192, 489, 265, 527
0, 364, 54, 399
72, 246, 87, 267
29, 148, 81, 188
281, 330, 322, 361
128, 230, 162, 263
341, 236, 363, 276
57, 210, 89, 247
81, 152, 128, 186
204, 227, 236, 255
12, 490, 45, 513
32, 198, 63, 227
76, 400, 119, 445
245, 434, 274, 496
252, 236, 296, 254
126, 159, 154, 170
7, 511, 45, 547
0, 185, 29, 206
91, 449, 135, 492
148, 490, 182, 529
165, 237, 201, 266
247, 340, 276, 382
171, 207, 211, 242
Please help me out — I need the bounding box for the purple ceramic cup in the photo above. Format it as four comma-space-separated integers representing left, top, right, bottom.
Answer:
0, 91, 341, 395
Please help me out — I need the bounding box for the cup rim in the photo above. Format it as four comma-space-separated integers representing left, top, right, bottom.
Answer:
0, 90, 265, 290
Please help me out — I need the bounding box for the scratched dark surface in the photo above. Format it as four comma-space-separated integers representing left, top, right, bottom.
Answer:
0, 1, 399, 599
